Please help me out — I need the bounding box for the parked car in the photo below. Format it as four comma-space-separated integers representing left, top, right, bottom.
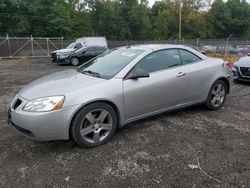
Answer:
53, 46, 108, 66
51, 37, 108, 66
216, 45, 236, 54
232, 45, 250, 55
232, 56, 250, 82
202, 45, 217, 53
51, 42, 84, 63
8, 45, 232, 148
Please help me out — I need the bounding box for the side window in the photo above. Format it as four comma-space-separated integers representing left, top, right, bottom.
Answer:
136, 49, 182, 74
86, 46, 95, 52
95, 46, 106, 52
179, 49, 201, 64
74, 43, 83, 49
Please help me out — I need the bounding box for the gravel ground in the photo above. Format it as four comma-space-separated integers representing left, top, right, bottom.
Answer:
0, 58, 250, 188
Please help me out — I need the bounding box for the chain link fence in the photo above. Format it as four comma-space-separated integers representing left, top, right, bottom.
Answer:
108, 39, 250, 49
1, 35, 250, 58
0, 35, 72, 58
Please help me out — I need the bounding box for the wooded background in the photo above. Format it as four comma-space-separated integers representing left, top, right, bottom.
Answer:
0, 0, 250, 40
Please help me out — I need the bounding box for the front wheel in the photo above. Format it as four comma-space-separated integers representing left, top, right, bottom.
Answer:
206, 80, 227, 110
71, 102, 117, 148
71, 57, 79, 66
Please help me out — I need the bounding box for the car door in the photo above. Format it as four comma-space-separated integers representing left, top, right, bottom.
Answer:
95, 46, 106, 56
81, 46, 96, 62
123, 49, 190, 120
178, 49, 210, 102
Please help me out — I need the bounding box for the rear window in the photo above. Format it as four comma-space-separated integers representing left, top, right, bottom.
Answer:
179, 49, 201, 64
95, 46, 107, 51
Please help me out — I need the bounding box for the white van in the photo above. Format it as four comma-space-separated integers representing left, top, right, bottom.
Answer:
76, 37, 108, 48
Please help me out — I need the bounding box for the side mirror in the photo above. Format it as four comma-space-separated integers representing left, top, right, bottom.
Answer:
126, 69, 150, 80
82, 51, 86, 54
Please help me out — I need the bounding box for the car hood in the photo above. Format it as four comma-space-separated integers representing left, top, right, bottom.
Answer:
235, 57, 250, 67
19, 69, 105, 100
52, 49, 75, 54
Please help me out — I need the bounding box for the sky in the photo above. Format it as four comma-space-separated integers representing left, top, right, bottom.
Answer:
148, 0, 156, 7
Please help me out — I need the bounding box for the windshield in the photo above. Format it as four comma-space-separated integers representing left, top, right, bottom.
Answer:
78, 48, 144, 79
66, 43, 76, 49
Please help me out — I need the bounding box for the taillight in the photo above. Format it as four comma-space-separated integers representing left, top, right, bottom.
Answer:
224, 61, 233, 69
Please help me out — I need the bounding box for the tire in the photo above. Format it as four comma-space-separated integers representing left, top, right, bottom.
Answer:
71, 102, 117, 148
71, 57, 79, 66
206, 80, 227, 110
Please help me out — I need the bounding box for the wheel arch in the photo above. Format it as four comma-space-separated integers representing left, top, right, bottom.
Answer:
68, 100, 121, 139
217, 77, 230, 93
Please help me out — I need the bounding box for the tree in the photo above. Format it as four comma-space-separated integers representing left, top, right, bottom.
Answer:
1, 0, 250, 39
206, 0, 231, 38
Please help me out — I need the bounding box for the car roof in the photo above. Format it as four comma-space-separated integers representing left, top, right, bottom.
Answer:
125, 44, 195, 51
121, 44, 207, 59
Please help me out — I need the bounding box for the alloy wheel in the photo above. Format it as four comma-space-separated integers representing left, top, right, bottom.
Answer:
80, 109, 113, 144
71, 57, 79, 66
210, 83, 226, 107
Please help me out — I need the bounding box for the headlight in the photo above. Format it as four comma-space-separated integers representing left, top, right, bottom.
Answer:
59, 54, 70, 59
23, 96, 65, 112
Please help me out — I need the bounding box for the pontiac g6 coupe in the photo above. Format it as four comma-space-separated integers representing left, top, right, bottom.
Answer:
8, 45, 232, 147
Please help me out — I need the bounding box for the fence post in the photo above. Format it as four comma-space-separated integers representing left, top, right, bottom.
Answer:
196, 37, 201, 48
31, 35, 34, 56
225, 34, 232, 55
47, 38, 49, 56
7, 34, 12, 57
62, 36, 64, 48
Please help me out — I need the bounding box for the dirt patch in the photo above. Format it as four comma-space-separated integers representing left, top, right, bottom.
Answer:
0, 58, 249, 187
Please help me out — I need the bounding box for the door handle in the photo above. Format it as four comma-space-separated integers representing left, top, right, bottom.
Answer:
177, 72, 186, 77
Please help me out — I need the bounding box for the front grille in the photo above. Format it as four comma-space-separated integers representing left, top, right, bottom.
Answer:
51, 52, 57, 62
51, 52, 57, 58
240, 67, 250, 77
13, 98, 22, 110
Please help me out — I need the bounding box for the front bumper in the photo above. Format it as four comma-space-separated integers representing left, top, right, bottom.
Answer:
232, 67, 250, 82
8, 96, 80, 141
56, 57, 71, 64
51, 54, 71, 64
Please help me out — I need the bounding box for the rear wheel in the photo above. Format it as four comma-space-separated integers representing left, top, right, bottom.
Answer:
71, 57, 79, 66
71, 102, 117, 148
206, 80, 227, 110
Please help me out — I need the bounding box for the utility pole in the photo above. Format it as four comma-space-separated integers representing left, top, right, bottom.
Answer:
179, 0, 182, 41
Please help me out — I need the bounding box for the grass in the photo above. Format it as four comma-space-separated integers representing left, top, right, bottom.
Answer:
207, 52, 244, 64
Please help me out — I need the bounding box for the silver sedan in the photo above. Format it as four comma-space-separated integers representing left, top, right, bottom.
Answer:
8, 45, 232, 147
